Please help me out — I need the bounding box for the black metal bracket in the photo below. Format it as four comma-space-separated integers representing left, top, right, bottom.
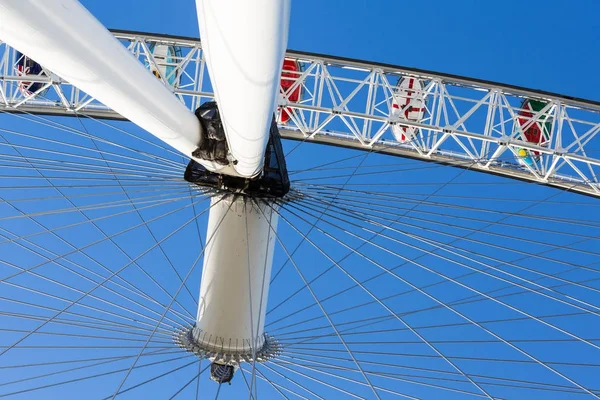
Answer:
185, 102, 290, 198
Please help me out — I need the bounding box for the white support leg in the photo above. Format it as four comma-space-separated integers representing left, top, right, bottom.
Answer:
192, 195, 278, 361
196, 0, 291, 178
0, 0, 236, 175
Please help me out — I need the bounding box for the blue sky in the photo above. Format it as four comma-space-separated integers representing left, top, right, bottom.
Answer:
82, 0, 600, 101
76, 1, 599, 398
0, 1, 599, 399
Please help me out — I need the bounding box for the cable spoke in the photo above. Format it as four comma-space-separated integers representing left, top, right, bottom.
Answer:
0, 194, 211, 284
293, 194, 600, 313
269, 360, 366, 399
259, 362, 326, 400
279, 354, 489, 398
0, 107, 186, 168
266, 180, 600, 330
272, 202, 495, 399
0, 351, 192, 398
167, 363, 211, 400
0, 196, 220, 362
274, 203, 600, 398
110, 194, 233, 397
0, 348, 176, 389
285, 197, 600, 341
256, 200, 383, 400
104, 359, 198, 399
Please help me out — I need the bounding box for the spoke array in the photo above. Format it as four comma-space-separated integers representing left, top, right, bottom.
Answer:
2, 31, 600, 195
0, 83, 598, 399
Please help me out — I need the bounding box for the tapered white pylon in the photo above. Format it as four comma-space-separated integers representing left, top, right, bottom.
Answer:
196, 0, 291, 178
190, 1, 291, 367
0, 0, 292, 369
0, 0, 233, 174
193, 195, 278, 360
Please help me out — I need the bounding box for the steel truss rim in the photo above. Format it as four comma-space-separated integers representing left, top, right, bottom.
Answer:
0, 102, 598, 399
2, 30, 600, 198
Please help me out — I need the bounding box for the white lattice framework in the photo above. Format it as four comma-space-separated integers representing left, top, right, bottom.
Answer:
1, 30, 600, 196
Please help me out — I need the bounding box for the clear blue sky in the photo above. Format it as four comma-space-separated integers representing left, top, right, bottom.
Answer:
1, 1, 599, 399
82, 0, 600, 102
75, 2, 599, 398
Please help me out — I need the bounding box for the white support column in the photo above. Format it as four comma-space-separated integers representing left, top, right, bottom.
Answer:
194, 195, 278, 359
0, 0, 236, 175
196, 0, 291, 178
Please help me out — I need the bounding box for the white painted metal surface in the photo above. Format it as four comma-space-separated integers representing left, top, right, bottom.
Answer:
196, 0, 291, 177
1, 31, 600, 196
0, 0, 239, 175
391, 77, 426, 142
194, 195, 277, 356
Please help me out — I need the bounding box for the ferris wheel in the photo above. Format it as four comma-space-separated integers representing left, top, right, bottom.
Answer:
0, 0, 599, 399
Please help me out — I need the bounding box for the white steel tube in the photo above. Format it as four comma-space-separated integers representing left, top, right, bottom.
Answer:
0, 0, 233, 174
194, 195, 277, 356
196, 0, 291, 178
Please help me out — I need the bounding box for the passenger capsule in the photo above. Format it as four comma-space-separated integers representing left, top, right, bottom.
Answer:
278, 58, 302, 124
391, 76, 426, 142
15, 51, 49, 97
145, 43, 182, 88
516, 99, 552, 166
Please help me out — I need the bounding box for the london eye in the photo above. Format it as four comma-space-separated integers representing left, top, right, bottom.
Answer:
0, 1, 599, 399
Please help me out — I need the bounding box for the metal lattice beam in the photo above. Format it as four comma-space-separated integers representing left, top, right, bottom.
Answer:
1, 30, 600, 196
